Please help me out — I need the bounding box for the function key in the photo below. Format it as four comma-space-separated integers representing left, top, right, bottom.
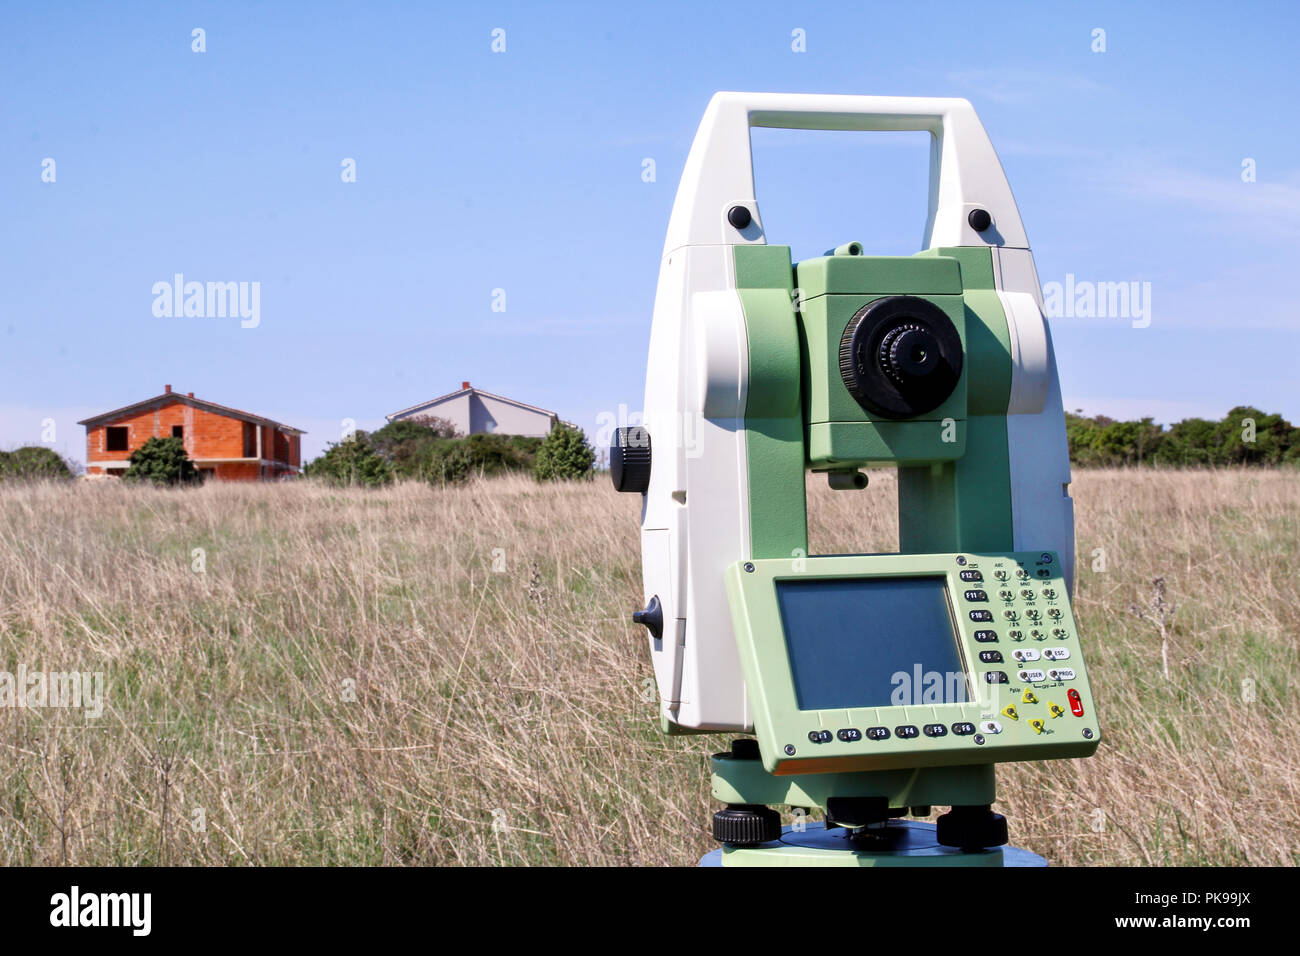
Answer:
964, 589, 988, 602
984, 671, 1009, 684
978, 650, 1003, 663
973, 629, 998, 643
959, 570, 983, 582
808, 729, 833, 744
923, 723, 948, 738
865, 726, 891, 741
836, 728, 863, 742
969, 610, 993, 622
951, 721, 977, 736
895, 724, 920, 739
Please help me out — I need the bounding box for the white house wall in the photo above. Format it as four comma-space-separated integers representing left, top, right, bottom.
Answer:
474, 394, 553, 437
391, 392, 554, 437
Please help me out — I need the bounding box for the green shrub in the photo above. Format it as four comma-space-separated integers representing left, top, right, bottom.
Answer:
532, 423, 594, 481
305, 432, 394, 487
123, 436, 198, 485
0, 446, 74, 481
423, 433, 542, 484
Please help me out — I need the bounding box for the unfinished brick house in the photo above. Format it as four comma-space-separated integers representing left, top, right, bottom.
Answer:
79, 385, 304, 480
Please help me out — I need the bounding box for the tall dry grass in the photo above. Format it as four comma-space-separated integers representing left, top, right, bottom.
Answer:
0, 469, 1295, 865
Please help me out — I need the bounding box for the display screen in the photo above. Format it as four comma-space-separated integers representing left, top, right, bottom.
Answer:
775, 576, 969, 711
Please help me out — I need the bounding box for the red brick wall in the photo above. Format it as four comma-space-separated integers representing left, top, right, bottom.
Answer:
84, 399, 300, 479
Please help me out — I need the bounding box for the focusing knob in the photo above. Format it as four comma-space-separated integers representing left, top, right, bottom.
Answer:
712, 804, 781, 846
838, 295, 963, 419
609, 426, 651, 493
879, 322, 942, 388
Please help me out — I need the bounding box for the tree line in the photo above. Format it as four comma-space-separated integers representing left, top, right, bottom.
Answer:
1065, 406, 1299, 467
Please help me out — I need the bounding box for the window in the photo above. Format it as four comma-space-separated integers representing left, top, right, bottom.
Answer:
172, 425, 183, 439
106, 426, 128, 451
242, 422, 257, 458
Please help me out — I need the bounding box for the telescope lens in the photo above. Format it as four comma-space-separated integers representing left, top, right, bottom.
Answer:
838, 296, 963, 419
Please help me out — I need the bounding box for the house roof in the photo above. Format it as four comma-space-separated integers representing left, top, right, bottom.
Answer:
78, 391, 306, 435
386, 385, 559, 423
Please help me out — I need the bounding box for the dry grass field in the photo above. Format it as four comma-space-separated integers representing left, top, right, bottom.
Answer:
0, 469, 1296, 866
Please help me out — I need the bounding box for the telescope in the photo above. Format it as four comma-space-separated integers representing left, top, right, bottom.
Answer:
611, 93, 1100, 865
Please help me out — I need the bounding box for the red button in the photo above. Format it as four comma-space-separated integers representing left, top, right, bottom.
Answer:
1067, 689, 1084, 717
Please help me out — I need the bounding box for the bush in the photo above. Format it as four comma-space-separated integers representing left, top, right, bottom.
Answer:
532, 424, 594, 481
0, 447, 74, 481
123, 437, 198, 485
423, 433, 543, 484
1066, 407, 1298, 468
305, 432, 394, 487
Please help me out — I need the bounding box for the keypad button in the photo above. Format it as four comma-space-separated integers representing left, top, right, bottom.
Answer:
964, 589, 988, 602
1048, 667, 1076, 681
978, 650, 1003, 663
959, 570, 983, 582
1068, 689, 1084, 716
994, 570, 1009, 581
808, 730, 833, 744
836, 728, 862, 742
923, 723, 948, 738
969, 610, 993, 622
1043, 647, 1070, 661
865, 726, 891, 741
981, 720, 1003, 734
951, 722, 977, 736
973, 630, 998, 643
1012, 648, 1040, 662
1008, 629, 1025, 642
985, 671, 1009, 684
1018, 669, 1046, 682
895, 725, 920, 739
1043, 588, 1057, 599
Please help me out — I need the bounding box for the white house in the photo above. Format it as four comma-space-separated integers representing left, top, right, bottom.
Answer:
386, 382, 559, 438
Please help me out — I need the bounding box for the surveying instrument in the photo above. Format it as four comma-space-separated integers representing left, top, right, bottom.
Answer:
611, 93, 1100, 866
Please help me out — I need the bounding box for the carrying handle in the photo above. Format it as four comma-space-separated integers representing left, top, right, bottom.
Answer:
662, 92, 1028, 255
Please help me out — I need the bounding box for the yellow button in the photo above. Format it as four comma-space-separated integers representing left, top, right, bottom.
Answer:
1022, 690, 1039, 705
1001, 705, 1019, 721
1048, 702, 1064, 718
1029, 718, 1045, 734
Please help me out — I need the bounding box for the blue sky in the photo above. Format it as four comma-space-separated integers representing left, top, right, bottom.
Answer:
2, 1, 1296, 464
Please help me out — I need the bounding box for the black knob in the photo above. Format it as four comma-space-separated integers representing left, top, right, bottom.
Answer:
727, 205, 752, 229
936, 804, 1008, 851
632, 594, 663, 640
838, 295, 963, 419
712, 805, 781, 846
609, 426, 651, 493
968, 208, 992, 232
